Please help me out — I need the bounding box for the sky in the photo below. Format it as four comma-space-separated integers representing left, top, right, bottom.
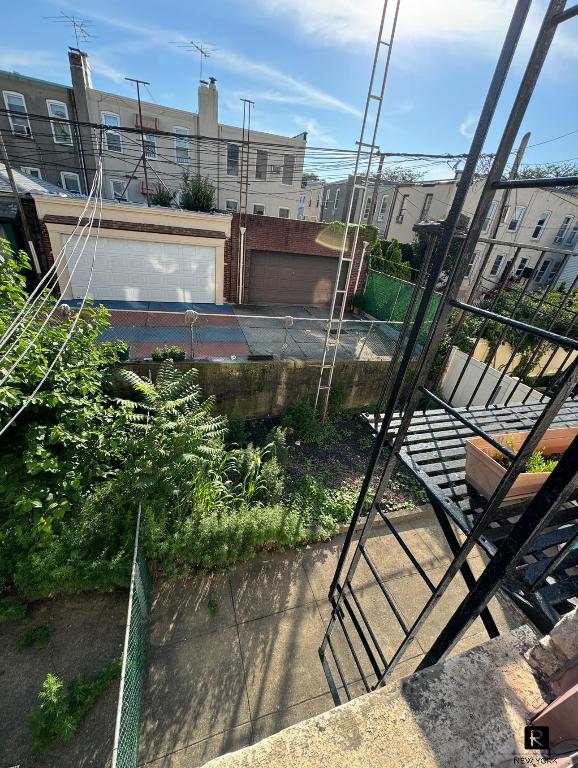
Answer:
2, 0, 578, 181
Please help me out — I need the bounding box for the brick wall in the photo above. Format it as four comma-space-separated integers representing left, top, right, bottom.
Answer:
226, 213, 368, 304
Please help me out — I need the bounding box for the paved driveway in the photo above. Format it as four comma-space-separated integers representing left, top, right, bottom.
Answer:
88, 300, 395, 361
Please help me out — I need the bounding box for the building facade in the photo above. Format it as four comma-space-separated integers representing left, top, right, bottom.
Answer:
1, 50, 306, 218
0, 70, 91, 194
299, 175, 396, 237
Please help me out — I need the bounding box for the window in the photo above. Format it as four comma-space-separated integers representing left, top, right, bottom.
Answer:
464, 251, 479, 279
3, 91, 31, 136
377, 194, 388, 221
20, 167, 41, 179
282, 154, 295, 185
565, 221, 578, 248
278, 207, 290, 219
110, 179, 128, 201
102, 112, 122, 153
489, 254, 504, 277
334, 188, 340, 210
514, 257, 529, 277
507, 205, 526, 232
225, 199, 239, 212
363, 195, 372, 219
554, 215, 574, 244
396, 194, 409, 223
47, 100, 72, 145
420, 193, 433, 220
535, 259, 551, 283
143, 133, 156, 159
481, 200, 498, 232
255, 150, 268, 181
60, 171, 81, 194
253, 204, 265, 215
531, 211, 551, 240
227, 144, 239, 176
174, 127, 189, 164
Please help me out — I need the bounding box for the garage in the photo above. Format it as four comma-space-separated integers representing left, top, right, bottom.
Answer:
248, 251, 339, 305
63, 235, 216, 303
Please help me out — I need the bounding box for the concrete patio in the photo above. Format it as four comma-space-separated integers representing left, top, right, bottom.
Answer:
139, 510, 525, 768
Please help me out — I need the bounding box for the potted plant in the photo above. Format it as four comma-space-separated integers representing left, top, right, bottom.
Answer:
465, 427, 578, 504
152, 345, 186, 361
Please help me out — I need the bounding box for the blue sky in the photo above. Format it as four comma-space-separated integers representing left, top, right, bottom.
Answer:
2, 0, 578, 180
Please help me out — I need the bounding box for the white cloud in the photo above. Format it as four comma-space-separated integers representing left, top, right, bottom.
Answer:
251, 0, 578, 60
459, 112, 478, 138
0, 49, 62, 72
292, 115, 338, 146
89, 55, 126, 84
48, 4, 361, 116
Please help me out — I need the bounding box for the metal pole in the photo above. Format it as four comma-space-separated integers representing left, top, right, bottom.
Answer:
125, 77, 151, 206
353, 240, 370, 296
369, 152, 385, 225
0, 129, 42, 277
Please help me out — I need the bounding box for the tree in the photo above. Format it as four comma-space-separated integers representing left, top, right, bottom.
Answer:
301, 172, 320, 187
149, 184, 176, 207
380, 166, 424, 183
180, 172, 215, 212
380, 239, 412, 280
517, 161, 578, 180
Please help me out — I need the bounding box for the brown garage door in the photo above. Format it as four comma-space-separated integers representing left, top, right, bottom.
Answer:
248, 251, 339, 305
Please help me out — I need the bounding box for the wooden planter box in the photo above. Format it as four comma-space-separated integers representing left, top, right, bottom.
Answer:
465, 427, 578, 503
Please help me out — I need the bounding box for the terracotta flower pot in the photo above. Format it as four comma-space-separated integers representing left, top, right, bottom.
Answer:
464, 427, 578, 504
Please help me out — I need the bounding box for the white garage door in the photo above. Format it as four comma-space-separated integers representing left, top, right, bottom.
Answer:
63, 235, 216, 303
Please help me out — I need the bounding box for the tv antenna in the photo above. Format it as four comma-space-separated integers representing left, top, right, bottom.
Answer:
172, 40, 217, 81
45, 12, 94, 48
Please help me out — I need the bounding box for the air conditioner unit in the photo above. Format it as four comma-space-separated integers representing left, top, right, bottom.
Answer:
270, 165, 282, 174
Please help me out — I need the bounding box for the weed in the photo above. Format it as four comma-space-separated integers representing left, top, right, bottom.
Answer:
207, 596, 219, 616
227, 418, 249, 446
0, 599, 26, 623
19, 625, 50, 650
358, 435, 373, 450
29, 656, 121, 753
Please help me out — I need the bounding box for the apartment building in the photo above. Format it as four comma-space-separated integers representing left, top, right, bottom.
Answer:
0, 50, 306, 218
299, 175, 396, 236
0, 71, 92, 194
384, 176, 460, 242
460, 179, 578, 297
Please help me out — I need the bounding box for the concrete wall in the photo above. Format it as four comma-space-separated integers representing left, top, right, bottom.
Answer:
121, 358, 391, 418
441, 346, 543, 406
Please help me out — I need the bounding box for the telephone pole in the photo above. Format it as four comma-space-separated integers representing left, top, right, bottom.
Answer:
125, 77, 151, 206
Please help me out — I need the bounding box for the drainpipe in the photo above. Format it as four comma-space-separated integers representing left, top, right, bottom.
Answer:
353, 240, 370, 296
238, 225, 247, 304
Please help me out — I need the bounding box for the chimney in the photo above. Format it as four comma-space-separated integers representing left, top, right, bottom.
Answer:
198, 77, 218, 136
68, 48, 92, 90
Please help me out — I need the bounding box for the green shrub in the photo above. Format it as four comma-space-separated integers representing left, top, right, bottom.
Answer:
265, 425, 291, 465
227, 418, 249, 446
281, 389, 344, 445
19, 625, 50, 650
180, 172, 215, 212
29, 657, 121, 753
149, 184, 175, 207
290, 474, 357, 534
0, 598, 26, 623
259, 457, 285, 503
152, 345, 186, 361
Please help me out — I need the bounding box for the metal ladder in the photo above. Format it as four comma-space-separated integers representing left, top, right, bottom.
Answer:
314, 0, 401, 424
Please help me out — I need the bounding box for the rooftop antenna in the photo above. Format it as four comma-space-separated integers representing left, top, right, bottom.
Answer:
45, 12, 94, 48
172, 40, 217, 81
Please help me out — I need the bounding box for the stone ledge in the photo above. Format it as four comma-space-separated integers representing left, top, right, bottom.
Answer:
203, 626, 547, 768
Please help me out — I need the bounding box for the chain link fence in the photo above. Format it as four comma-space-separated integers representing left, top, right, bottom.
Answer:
100, 309, 400, 362
363, 269, 440, 345
112, 504, 150, 768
